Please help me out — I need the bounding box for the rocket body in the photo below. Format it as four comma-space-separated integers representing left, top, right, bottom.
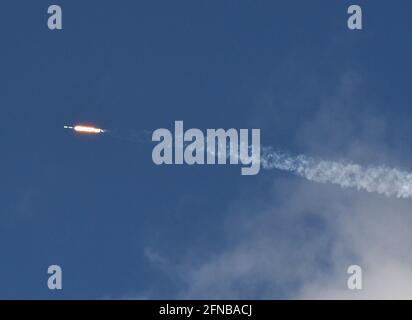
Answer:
64, 125, 105, 134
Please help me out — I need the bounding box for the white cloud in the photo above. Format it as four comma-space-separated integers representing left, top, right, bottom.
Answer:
174, 178, 412, 299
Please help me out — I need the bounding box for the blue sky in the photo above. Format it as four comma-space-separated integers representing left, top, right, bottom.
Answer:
1, 1, 412, 299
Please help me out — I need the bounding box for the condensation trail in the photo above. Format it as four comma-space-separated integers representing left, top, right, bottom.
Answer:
260, 147, 412, 198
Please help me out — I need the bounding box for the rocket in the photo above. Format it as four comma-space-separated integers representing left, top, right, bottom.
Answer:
64, 125, 106, 134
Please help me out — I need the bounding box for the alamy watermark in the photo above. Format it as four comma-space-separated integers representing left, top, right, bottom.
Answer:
347, 265, 362, 290
47, 265, 62, 290
152, 121, 261, 175
47, 5, 62, 30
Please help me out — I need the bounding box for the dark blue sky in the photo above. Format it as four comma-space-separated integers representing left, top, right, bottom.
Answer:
1, 1, 412, 299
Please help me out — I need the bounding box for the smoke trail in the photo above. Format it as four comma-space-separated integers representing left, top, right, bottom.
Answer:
119, 124, 412, 199
260, 147, 412, 199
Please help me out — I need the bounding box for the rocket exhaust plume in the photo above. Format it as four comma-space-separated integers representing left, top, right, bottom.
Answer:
64, 125, 106, 134
260, 148, 412, 199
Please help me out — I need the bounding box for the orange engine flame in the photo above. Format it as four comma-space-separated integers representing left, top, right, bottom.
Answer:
74, 125, 104, 134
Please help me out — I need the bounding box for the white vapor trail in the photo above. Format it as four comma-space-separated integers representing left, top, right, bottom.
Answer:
260, 148, 412, 199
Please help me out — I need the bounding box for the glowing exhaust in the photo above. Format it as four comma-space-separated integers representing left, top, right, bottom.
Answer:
64, 125, 105, 134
